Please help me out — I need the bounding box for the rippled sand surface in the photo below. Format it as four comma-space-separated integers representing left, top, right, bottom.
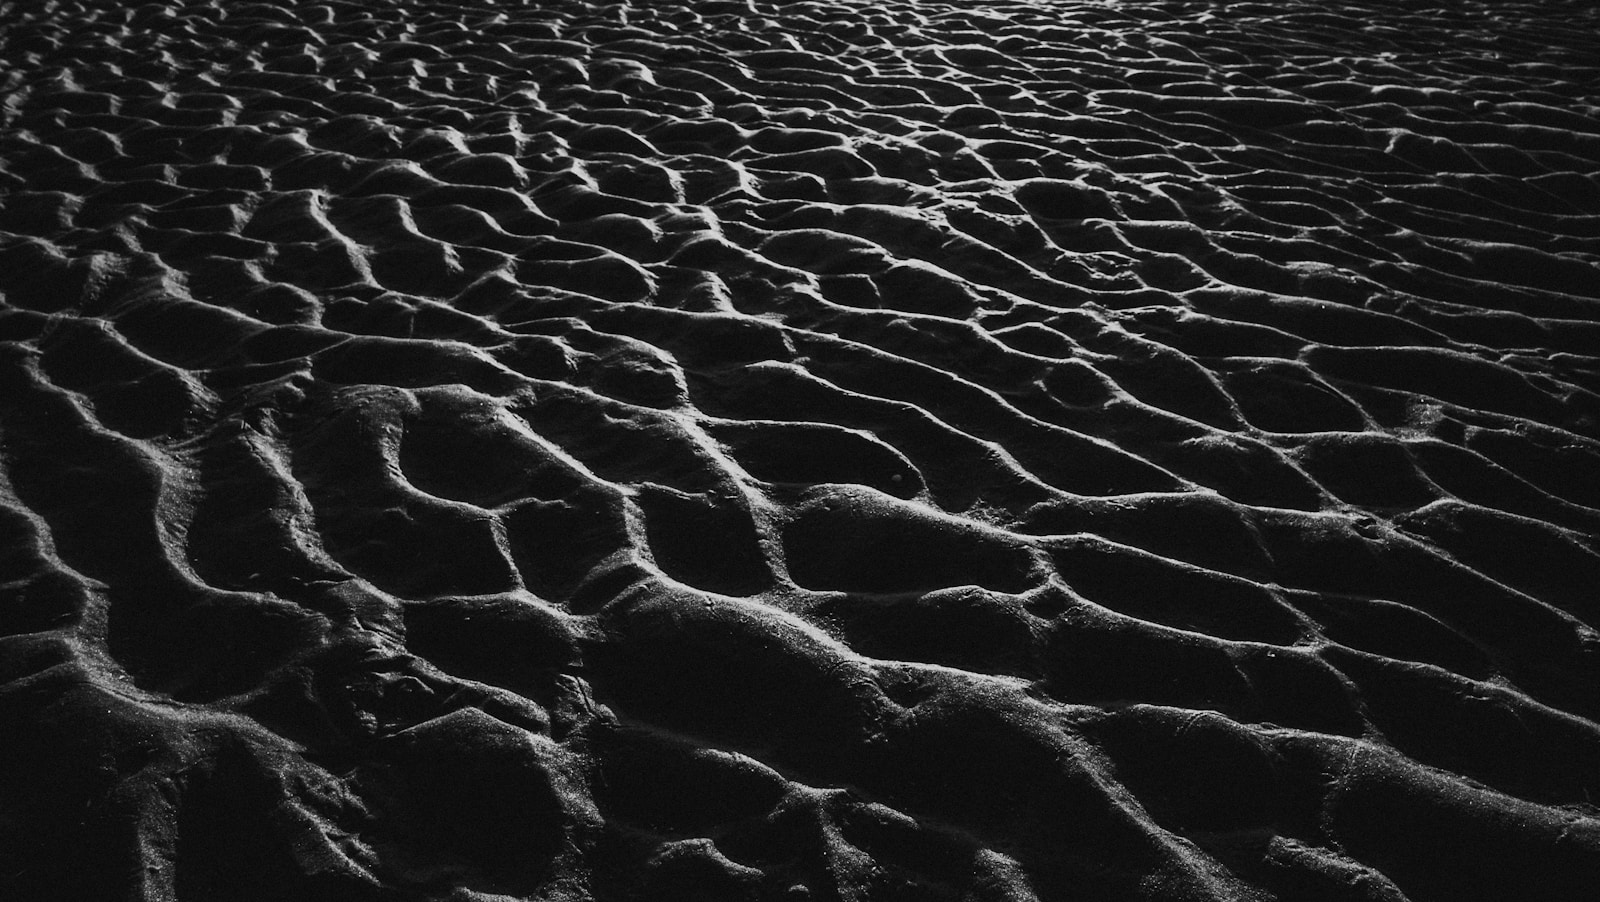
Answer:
4, 1, 1600, 900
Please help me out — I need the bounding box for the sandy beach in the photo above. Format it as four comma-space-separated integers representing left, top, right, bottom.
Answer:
2, 1, 1599, 899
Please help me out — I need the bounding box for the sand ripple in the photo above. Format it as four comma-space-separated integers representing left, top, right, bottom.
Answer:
3, 1, 1600, 900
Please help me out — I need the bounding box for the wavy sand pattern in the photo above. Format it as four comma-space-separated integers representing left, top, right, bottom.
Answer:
4, 1, 1600, 899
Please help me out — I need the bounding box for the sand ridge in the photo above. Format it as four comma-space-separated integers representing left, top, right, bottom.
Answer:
2, 0, 1600, 900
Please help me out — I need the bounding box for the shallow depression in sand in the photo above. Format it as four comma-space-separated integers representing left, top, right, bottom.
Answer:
3, 1, 1600, 900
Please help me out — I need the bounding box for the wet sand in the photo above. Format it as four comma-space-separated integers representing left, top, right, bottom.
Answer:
2, 1, 1599, 900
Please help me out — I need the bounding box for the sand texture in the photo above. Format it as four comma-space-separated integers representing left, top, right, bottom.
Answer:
4, 0, 1600, 899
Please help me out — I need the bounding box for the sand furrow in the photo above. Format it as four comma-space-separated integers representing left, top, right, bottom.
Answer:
3, 1, 1600, 900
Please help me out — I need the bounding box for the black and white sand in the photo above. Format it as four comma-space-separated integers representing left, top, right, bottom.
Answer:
3, 1, 1600, 900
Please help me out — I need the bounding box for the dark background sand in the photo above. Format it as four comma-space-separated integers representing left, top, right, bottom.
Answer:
2, 1, 1599, 900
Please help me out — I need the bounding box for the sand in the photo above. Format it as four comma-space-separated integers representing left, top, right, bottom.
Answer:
2, 0, 1600, 899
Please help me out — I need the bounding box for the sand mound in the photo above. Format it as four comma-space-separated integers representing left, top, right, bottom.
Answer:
3, 1, 1600, 900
